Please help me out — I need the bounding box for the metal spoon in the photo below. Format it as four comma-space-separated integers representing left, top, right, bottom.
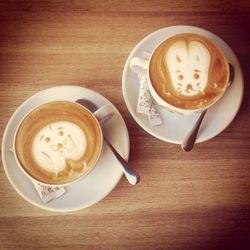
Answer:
181, 64, 235, 152
76, 99, 140, 185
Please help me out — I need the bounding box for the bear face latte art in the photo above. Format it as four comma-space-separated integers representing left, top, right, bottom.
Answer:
15, 101, 102, 185
32, 121, 87, 176
149, 33, 229, 110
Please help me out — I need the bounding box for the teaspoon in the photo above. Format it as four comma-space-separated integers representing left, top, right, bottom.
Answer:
76, 99, 140, 185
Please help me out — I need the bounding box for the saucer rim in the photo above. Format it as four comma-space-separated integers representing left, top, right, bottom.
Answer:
1, 85, 129, 212
122, 25, 244, 144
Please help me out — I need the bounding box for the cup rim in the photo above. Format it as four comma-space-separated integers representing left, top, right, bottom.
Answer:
147, 32, 230, 114
12, 100, 104, 187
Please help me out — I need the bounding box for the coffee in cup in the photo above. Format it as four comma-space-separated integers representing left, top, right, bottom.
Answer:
14, 101, 103, 185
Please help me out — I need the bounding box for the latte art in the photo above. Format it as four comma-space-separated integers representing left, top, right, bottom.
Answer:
149, 33, 229, 110
32, 121, 87, 176
166, 40, 210, 96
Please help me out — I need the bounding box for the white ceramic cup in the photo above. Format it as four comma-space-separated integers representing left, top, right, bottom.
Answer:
11, 101, 114, 187
130, 40, 229, 115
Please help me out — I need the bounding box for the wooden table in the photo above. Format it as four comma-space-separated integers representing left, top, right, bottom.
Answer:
1, 1, 250, 249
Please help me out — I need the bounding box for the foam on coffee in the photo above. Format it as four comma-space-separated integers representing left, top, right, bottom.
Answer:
149, 33, 229, 110
15, 101, 102, 185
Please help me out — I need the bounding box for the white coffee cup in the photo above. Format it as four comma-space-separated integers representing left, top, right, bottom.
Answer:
130, 33, 230, 115
11, 101, 114, 187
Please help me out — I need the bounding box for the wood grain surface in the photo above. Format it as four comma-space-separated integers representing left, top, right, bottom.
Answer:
1, 0, 250, 249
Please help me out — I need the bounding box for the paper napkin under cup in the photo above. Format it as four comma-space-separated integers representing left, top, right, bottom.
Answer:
130, 51, 162, 126
32, 180, 66, 203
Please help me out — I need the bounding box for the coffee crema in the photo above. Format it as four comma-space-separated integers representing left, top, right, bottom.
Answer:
149, 33, 229, 110
15, 101, 102, 185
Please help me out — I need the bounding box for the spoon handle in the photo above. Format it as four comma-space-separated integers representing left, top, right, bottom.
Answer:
181, 110, 207, 152
104, 136, 140, 185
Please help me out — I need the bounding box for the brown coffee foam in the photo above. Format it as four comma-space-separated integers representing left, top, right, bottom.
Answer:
149, 33, 229, 110
15, 101, 102, 185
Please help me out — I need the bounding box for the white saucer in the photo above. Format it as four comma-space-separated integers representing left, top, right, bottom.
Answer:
1, 86, 129, 212
122, 25, 244, 144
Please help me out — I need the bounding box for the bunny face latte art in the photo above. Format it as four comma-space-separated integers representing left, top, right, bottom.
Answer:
149, 33, 229, 110
15, 101, 102, 185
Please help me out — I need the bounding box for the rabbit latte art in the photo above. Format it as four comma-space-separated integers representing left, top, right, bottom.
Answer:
15, 101, 102, 185
149, 33, 229, 110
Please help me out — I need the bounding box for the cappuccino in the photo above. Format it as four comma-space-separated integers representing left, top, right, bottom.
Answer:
15, 101, 102, 185
149, 33, 229, 110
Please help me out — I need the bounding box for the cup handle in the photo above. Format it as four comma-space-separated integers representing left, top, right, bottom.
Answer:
130, 57, 148, 75
93, 105, 114, 126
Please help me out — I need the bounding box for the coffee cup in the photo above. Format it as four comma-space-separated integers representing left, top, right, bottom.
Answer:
130, 33, 230, 115
11, 101, 114, 186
